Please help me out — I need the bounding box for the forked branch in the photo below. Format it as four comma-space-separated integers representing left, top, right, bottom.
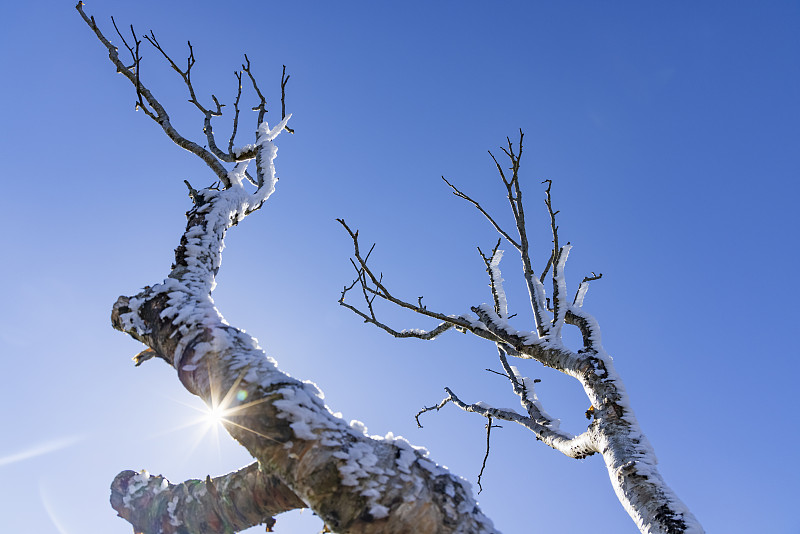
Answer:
337, 218, 476, 340
339, 133, 704, 534
77, 1, 291, 188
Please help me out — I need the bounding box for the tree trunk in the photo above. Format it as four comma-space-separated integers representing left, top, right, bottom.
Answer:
109, 172, 497, 534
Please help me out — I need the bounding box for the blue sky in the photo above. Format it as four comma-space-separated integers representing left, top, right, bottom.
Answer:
1, 1, 798, 533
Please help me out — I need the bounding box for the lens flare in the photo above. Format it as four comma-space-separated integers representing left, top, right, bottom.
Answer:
206, 403, 227, 426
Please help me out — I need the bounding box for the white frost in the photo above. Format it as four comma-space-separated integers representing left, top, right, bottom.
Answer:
574, 281, 589, 307
488, 250, 508, 318
369, 504, 390, 519
167, 496, 181, 527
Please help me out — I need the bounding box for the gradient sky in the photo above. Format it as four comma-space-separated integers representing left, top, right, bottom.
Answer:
1, 2, 798, 533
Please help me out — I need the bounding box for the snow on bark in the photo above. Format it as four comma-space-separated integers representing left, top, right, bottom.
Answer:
110, 463, 304, 533
110, 120, 497, 534
487, 250, 508, 318
339, 136, 705, 534
548, 244, 571, 342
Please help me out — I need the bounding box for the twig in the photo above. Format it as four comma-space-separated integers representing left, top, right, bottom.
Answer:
573, 272, 603, 306
228, 70, 243, 154
281, 65, 294, 134
415, 396, 452, 428
539, 250, 554, 284
492, 131, 550, 337
477, 416, 501, 494
442, 177, 520, 250
337, 218, 480, 337
477, 238, 506, 318
542, 180, 570, 337
243, 54, 267, 125
77, 3, 231, 183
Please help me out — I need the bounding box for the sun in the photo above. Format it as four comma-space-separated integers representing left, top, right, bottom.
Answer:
152, 367, 280, 462
205, 402, 228, 427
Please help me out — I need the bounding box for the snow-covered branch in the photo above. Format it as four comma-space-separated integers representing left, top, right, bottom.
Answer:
81, 3, 701, 529
80, 5, 502, 532
477, 240, 508, 319
110, 463, 304, 533
109, 175, 497, 533
339, 135, 704, 534
76, 2, 291, 188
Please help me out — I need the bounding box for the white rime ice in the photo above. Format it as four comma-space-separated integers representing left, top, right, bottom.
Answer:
488, 250, 508, 318
116, 117, 498, 533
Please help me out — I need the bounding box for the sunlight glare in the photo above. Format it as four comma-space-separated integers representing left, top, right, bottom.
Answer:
0, 435, 84, 468
39, 481, 71, 534
150, 369, 278, 463
206, 402, 227, 427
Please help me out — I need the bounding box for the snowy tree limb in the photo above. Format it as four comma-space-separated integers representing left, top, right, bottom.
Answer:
80, 6, 500, 532
477, 240, 508, 319
76, 2, 290, 189
77, 2, 231, 184
108, 175, 497, 533
81, 3, 701, 530
339, 136, 704, 534
491, 132, 551, 337
110, 463, 305, 533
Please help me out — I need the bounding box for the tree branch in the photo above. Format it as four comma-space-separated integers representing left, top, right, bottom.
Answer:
227, 70, 244, 155
110, 463, 305, 533
337, 218, 487, 339
441, 386, 596, 459
77, 2, 231, 184
476, 416, 500, 494
573, 272, 602, 307
442, 176, 520, 250
542, 179, 571, 340
281, 65, 295, 134
490, 132, 551, 337
478, 239, 508, 319
338, 132, 704, 534
102, 123, 495, 532
78, 2, 291, 188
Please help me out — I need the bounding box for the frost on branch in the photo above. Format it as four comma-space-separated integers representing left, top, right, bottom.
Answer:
80, 4, 499, 533
339, 132, 704, 534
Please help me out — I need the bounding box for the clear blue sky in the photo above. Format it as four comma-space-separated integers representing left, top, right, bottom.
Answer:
1, 1, 798, 533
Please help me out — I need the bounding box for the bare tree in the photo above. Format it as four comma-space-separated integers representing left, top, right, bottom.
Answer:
78, 3, 702, 533
78, 3, 494, 533
338, 135, 704, 534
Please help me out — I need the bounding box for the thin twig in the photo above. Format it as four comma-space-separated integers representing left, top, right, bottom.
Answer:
228, 70, 243, 153
415, 396, 452, 428
573, 272, 603, 306
243, 54, 267, 125
495, 131, 550, 337
478, 238, 505, 317
281, 65, 294, 134
442, 177, 520, 250
337, 218, 480, 335
539, 250, 554, 284
542, 179, 571, 337
77, 4, 230, 183
477, 416, 501, 494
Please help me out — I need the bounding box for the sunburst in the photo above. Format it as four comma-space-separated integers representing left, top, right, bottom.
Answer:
160, 364, 281, 460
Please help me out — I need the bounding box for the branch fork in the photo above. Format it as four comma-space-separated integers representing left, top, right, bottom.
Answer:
339, 134, 703, 534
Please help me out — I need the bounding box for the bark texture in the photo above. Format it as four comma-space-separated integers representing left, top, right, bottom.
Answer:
339, 139, 705, 534
110, 463, 304, 533
108, 165, 496, 533
79, 4, 702, 531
